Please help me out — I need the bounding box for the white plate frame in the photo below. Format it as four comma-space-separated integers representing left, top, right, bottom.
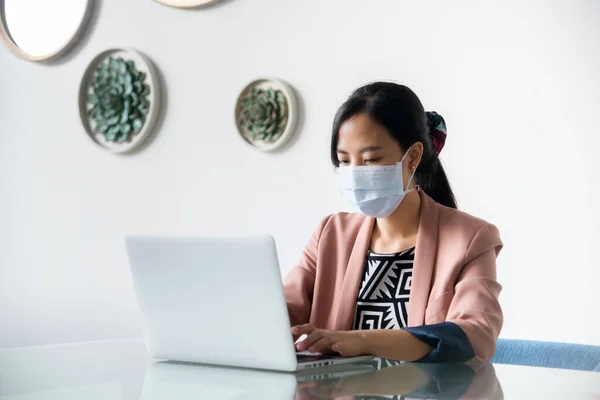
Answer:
153, 0, 222, 8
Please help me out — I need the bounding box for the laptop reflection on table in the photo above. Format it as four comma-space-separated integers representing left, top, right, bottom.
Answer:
141, 360, 375, 400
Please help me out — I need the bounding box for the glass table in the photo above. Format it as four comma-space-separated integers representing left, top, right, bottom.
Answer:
1, 338, 598, 399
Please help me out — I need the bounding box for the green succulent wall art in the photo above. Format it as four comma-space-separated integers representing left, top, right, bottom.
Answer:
87, 57, 151, 144
238, 87, 289, 143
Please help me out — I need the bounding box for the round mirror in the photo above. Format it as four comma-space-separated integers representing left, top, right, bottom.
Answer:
0, 0, 92, 61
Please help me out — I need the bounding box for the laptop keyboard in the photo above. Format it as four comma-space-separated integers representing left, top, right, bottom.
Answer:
296, 353, 338, 364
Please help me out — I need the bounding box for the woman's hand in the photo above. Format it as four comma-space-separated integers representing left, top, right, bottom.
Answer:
291, 324, 369, 357
292, 326, 433, 361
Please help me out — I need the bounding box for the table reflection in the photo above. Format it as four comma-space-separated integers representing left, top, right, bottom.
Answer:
296, 359, 502, 399
141, 359, 502, 400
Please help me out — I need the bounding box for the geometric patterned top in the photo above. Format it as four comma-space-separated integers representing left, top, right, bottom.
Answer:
352, 248, 414, 331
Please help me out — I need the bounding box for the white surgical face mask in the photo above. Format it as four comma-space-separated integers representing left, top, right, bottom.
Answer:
338, 150, 416, 218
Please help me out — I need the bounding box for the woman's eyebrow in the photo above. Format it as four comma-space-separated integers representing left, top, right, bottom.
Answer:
359, 146, 383, 153
337, 145, 383, 154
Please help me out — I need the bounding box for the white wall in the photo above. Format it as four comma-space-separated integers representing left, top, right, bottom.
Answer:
1, 0, 599, 348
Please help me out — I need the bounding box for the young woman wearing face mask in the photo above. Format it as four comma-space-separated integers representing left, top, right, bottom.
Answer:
284, 82, 503, 363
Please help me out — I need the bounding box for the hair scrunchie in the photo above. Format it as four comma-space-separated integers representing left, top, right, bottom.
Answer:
426, 111, 447, 157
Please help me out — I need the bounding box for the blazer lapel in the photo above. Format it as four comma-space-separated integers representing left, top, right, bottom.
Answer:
408, 191, 440, 327
333, 216, 375, 331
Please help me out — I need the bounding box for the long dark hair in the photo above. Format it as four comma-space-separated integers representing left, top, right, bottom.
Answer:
331, 82, 457, 209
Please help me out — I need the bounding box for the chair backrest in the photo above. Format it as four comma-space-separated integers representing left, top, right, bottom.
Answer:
492, 339, 600, 372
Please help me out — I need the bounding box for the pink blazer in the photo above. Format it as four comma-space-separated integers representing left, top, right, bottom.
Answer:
283, 190, 503, 363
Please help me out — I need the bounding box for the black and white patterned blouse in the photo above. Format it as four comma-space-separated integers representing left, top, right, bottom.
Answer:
353, 248, 414, 331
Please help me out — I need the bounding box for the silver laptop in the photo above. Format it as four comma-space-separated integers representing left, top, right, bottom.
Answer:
125, 235, 372, 372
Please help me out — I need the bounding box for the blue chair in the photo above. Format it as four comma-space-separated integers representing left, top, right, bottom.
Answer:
492, 339, 600, 372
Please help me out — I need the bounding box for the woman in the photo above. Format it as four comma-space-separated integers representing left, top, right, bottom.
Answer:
284, 82, 503, 363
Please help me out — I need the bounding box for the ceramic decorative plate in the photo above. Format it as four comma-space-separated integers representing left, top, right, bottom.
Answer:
235, 77, 299, 152
78, 48, 161, 154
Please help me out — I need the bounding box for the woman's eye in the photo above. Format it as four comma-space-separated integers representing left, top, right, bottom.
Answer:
339, 160, 350, 165
364, 158, 382, 164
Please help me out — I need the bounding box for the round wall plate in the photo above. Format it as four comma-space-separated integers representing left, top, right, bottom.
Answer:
78, 48, 161, 154
235, 77, 299, 153
153, 0, 222, 8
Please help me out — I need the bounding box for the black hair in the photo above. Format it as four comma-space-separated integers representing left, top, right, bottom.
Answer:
331, 82, 457, 209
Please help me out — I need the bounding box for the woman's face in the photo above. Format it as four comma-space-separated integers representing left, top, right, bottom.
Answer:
336, 113, 422, 185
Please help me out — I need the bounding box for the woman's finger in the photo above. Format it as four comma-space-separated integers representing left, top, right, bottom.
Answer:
308, 335, 334, 354
296, 330, 324, 351
291, 324, 315, 336
331, 340, 360, 357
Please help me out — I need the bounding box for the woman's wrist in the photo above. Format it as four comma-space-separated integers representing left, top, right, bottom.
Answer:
354, 329, 432, 361
353, 329, 372, 355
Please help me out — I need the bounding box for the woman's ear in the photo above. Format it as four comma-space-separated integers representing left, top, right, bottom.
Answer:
409, 142, 424, 170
